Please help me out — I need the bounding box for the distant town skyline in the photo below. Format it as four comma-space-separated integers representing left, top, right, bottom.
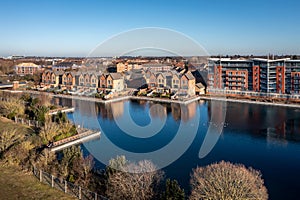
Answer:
1, 0, 300, 57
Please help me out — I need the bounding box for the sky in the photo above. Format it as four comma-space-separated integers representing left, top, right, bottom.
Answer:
0, 0, 300, 57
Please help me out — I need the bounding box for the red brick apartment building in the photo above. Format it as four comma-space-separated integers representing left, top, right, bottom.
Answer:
207, 58, 300, 96
15, 62, 40, 75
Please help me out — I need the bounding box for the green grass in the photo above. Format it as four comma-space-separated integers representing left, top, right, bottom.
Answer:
0, 163, 75, 200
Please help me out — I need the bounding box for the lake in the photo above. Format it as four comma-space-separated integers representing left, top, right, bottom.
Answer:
54, 97, 300, 200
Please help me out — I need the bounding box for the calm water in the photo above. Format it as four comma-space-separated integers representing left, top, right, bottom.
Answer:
55, 97, 300, 200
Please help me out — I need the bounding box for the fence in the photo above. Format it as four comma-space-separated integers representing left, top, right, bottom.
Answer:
14, 117, 41, 128
33, 167, 108, 200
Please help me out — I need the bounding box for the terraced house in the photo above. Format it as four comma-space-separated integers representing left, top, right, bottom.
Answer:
41, 70, 124, 92
76, 71, 100, 91
41, 70, 62, 88
61, 72, 76, 90
146, 70, 196, 96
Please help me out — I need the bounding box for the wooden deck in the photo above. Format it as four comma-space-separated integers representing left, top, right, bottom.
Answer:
48, 107, 75, 115
50, 128, 100, 152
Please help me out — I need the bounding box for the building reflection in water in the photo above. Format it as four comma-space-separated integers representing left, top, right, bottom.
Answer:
54, 97, 200, 124
149, 102, 167, 119
146, 101, 197, 122
111, 101, 125, 119
53, 97, 300, 144
210, 101, 300, 144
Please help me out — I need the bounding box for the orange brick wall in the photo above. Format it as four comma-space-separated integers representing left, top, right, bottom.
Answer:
276, 66, 285, 93
253, 66, 260, 92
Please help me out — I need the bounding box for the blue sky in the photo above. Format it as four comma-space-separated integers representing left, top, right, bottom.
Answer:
0, 0, 300, 57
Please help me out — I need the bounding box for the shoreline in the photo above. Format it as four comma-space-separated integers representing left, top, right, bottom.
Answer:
199, 96, 300, 108
19, 90, 201, 105
3, 89, 300, 108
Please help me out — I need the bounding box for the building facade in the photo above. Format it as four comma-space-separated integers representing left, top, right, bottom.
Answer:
15, 62, 40, 75
207, 58, 300, 95
41, 71, 124, 92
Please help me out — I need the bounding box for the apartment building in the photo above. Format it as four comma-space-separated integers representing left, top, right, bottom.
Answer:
208, 58, 300, 95
116, 62, 142, 72
15, 62, 40, 75
142, 63, 173, 72
283, 60, 300, 94
207, 58, 253, 91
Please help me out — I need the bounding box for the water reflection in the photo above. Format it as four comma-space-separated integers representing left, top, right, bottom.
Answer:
54, 97, 300, 144
221, 102, 300, 142
54, 97, 300, 200
55, 98, 199, 123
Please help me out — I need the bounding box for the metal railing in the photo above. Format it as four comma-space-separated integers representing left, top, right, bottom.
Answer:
14, 117, 41, 127
33, 167, 108, 200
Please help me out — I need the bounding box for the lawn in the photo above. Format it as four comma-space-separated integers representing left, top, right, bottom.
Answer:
0, 117, 75, 199
0, 164, 75, 200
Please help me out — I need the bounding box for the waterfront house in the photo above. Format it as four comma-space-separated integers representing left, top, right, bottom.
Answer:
156, 73, 166, 93
78, 73, 85, 87
180, 71, 195, 96
84, 73, 90, 87
90, 73, 99, 89
171, 72, 180, 92
99, 73, 108, 91
98, 73, 124, 92
195, 82, 205, 95
41, 71, 51, 86
50, 71, 62, 88
41, 70, 61, 88
148, 73, 157, 89
62, 72, 75, 90
107, 73, 124, 92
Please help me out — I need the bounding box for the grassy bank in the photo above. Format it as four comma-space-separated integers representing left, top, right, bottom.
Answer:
0, 117, 75, 199
0, 163, 75, 200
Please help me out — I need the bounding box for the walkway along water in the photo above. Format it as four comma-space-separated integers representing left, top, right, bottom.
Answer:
10, 89, 300, 107
49, 128, 101, 152
48, 107, 75, 115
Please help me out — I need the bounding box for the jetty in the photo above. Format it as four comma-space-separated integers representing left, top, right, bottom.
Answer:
50, 128, 101, 152
48, 107, 75, 115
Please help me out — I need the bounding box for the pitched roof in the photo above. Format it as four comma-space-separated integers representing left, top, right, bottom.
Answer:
195, 83, 205, 89
16, 62, 39, 67
184, 71, 195, 80
109, 73, 123, 80
53, 71, 64, 76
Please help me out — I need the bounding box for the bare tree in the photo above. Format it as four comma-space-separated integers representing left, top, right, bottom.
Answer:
0, 128, 23, 153
106, 157, 164, 200
60, 146, 82, 179
0, 98, 25, 119
4, 140, 34, 166
35, 148, 56, 171
189, 161, 268, 200
39, 118, 60, 143
73, 154, 95, 187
